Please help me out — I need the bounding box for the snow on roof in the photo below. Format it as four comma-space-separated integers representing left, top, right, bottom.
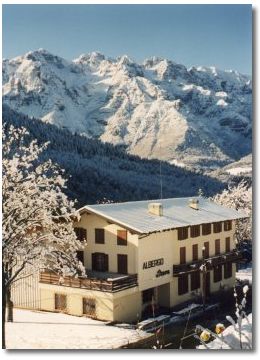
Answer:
79, 197, 248, 235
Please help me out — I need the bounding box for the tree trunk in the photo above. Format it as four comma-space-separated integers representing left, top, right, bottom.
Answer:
6, 287, 13, 322
2, 284, 6, 349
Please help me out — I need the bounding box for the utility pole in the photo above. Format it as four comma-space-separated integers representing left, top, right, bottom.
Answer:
201, 246, 206, 310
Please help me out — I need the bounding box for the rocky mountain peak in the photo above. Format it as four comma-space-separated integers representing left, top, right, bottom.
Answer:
2, 49, 252, 170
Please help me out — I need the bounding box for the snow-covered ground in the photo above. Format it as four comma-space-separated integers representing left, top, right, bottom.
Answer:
5, 309, 151, 349
236, 265, 252, 285
226, 167, 252, 176
198, 313, 252, 349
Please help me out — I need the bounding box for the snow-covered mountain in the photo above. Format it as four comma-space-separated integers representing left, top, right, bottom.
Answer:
3, 49, 252, 168
221, 153, 252, 176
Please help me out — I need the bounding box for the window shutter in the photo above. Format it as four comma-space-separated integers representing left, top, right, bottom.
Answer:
192, 244, 198, 261
203, 242, 209, 258
76, 250, 84, 264
178, 274, 188, 295
117, 254, 128, 274
224, 221, 232, 231
83, 298, 96, 317
117, 230, 127, 246
55, 294, 67, 311
224, 262, 232, 279
202, 223, 211, 235
92, 253, 96, 270
213, 265, 222, 282
225, 237, 231, 252
213, 222, 222, 233
82, 228, 87, 241
180, 247, 186, 264
191, 225, 200, 238
74, 227, 87, 242
178, 227, 188, 240
215, 239, 220, 255
191, 271, 200, 291
95, 229, 105, 244
104, 254, 109, 272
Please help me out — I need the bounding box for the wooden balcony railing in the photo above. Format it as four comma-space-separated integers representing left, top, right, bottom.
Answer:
39, 272, 138, 293
172, 250, 242, 276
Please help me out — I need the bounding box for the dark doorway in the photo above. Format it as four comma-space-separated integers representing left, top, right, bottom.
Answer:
117, 254, 128, 274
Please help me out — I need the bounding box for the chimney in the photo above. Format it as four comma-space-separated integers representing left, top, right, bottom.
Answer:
148, 203, 163, 216
189, 198, 199, 210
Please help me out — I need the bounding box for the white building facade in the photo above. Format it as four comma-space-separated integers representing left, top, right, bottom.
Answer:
39, 197, 246, 323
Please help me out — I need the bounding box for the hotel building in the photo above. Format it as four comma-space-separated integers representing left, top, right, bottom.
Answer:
39, 197, 246, 323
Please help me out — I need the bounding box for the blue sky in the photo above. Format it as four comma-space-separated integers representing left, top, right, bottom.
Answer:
3, 4, 252, 74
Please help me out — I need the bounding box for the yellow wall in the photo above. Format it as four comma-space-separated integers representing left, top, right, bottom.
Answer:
137, 221, 235, 291
75, 213, 139, 274
169, 265, 236, 308
138, 230, 174, 291
39, 283, 141, 323
113, 290, 142, 323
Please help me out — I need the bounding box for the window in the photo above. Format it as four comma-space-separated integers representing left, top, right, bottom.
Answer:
74, 227, 87, 242
76, 250, 84, 264
117, 230, 127, 246
225, 237, 231, 253
203, 242, 209, 258
178, 274, 189, 295
142, 288, 155, 304
117, 254, 128, 274
215, 239, 220, 255
202, 223, 211, 236
180, 247, 186, 264
224, 220, 232, 231
190, 225, 200, 238
213, 222, 222, 233
95, 229, 105, 244
92, 252, 108, 272
213, 265, 222, 282
224, 262, 232, 279
178, 227, 188, 240
192, 244, 198, 261
191, 271, 200, 291
83, 298, 96, 317
55, 294, 67, 311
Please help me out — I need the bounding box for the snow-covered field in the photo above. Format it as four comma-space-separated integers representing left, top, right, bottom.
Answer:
198, 313, 252, 349
236, 265, 252, 285
5, 309, 151, 349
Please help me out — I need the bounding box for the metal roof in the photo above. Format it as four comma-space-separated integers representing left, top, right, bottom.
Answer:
79, 197, 248, 235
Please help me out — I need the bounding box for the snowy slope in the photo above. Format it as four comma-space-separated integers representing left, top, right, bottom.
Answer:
6, 309, 151, 349
3, 49, 252, 168
222, 154, 252, 176
198, 313, 252, 350
208, 153, 252, 183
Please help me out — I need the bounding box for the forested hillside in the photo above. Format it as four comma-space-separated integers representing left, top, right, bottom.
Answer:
3, 105, 226, 206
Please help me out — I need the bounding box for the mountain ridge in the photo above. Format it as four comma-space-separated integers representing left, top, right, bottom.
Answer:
3, 48, 252, 169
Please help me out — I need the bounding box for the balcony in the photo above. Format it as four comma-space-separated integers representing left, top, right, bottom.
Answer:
39, 270, 138, 293
172, 250, 242, 276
